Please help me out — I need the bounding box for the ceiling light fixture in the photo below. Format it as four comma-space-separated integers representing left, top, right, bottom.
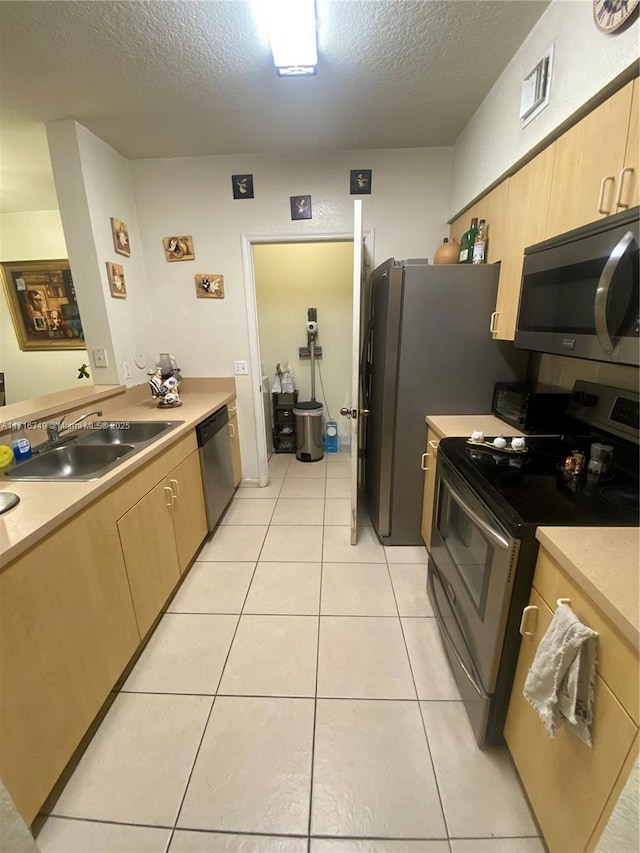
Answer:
263, 0, 318, 77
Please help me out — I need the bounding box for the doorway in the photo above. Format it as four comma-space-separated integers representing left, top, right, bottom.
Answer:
241, 227, 374, 490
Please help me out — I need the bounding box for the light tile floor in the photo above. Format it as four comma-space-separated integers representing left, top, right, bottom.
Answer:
36, 452, 544, 853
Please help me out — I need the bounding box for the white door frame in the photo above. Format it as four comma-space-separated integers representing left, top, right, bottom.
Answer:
241, 229, 375, 487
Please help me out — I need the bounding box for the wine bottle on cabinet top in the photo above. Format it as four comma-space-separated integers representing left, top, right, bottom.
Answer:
459, 217, 479, 263
472, 219, 487, 264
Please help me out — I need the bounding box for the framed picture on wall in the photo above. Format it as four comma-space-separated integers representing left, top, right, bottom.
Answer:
231, 174, 254, 199
0, 259, 85, 351
111, 217, 131, 256
195, 274, 224, 298
290, 195, 312, 220
163, 235, 195, 262
350, 170, 372, 194
106, 262, 127, 298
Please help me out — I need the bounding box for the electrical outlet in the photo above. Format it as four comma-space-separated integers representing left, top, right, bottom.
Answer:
92, 348, 109, 368
122, 361, 132, 379
234, 360, 249, 375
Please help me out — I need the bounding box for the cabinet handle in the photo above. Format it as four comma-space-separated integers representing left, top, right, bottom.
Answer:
597, 175, 615, 215
421, 452, 428, 471
489, 311, 499, 334
428, 440, 439, 451
169, 478, 180, 499
163, 486, 175, 507
229, 423, 235, 438
615, 167, 634, 209
519, 605, 538, 636
228, 406, 237, 414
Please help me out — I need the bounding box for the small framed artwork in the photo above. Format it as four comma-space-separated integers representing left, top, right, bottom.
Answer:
0, 259, 85, 351
232, 174, 254, 199
163, 235, 195, 262
350, 170, 372, 194
290, 195, 312, 220
110, 218, 131, 256
106, 261, 127, 298
195, 274, 224, 299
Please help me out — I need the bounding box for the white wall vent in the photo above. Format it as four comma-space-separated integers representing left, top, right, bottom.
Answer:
520, 46, 554, 127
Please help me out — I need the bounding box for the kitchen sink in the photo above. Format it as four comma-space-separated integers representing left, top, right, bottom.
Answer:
76, 420, 180, 446
3, 420, 184, 481
3, 443, 136, 481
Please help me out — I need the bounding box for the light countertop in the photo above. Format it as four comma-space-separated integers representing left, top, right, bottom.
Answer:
426, 414, 525, 439
536, 526, 639, 650
0, 383, 235, 569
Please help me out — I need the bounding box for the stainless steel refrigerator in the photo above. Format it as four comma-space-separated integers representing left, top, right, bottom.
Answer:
362, 258, 528, 545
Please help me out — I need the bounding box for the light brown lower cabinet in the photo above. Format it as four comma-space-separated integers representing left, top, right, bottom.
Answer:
0, 430, 209, 825
504, 548, 639, 853
0, 497, 140, 824
420, 426, 442, 549
228, 400, 242, 487
117, 447, 208, 636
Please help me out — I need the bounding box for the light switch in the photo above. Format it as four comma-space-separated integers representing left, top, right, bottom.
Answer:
92, 348, 109, 368
234, 360, 249, 375
122, 361, 132, 379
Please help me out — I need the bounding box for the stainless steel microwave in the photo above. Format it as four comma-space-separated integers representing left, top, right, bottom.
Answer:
515, 206, 639, 366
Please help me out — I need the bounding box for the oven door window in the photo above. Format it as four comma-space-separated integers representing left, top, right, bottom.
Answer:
438, 484, 495, 619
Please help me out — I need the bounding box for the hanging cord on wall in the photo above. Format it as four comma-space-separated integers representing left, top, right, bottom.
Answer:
316, 359, 332, 421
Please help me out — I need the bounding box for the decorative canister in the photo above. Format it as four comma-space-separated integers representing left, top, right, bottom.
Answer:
433, 237, 460, 265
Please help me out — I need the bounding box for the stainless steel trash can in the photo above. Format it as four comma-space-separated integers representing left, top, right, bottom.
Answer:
294, 401, 324, 462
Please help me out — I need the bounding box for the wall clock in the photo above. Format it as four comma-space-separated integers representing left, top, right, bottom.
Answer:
593, 0, 639, 32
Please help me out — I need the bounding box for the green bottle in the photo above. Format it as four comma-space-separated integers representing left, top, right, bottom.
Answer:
459, 217, 479, 263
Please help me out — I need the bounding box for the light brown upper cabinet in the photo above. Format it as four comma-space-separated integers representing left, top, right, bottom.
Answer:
450, 180, 509, 265
545, 80, 635, 238
620, 77, 639, 211
491, 145, 556, 340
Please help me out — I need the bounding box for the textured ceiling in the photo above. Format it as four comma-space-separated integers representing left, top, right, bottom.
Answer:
0, 0, 549, 213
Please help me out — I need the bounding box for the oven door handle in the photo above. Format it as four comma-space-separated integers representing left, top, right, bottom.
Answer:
440, 468, 510, 550
594, 229, 634, 355
428, 569, 489, 700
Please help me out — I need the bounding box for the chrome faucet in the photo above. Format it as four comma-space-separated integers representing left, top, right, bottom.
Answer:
46, 410, 103, 443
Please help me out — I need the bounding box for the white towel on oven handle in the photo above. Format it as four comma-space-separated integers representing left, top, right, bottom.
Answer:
523, 603, 598, 746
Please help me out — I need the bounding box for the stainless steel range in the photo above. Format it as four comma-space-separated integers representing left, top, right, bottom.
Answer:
427, 380, 639, 747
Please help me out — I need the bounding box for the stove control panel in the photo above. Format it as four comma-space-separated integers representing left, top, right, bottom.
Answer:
568, 380, 639, 443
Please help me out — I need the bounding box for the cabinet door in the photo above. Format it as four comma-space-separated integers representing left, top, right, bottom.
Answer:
449, 179, 508, 264
168, 449, 208, 574
618, 77, 639, 211
420, 427, 441, 549
504, 588, 637, 853
229, 414, 242, 486
493, 145, 556, 340
545, 83, 633, 237
0, 497, 140, 823
117, 482, 181, 637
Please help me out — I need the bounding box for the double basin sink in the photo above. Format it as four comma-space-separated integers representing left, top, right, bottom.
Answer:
3, 420, 184, 481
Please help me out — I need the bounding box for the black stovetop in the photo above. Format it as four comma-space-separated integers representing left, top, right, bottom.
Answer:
439, 432, 640, 537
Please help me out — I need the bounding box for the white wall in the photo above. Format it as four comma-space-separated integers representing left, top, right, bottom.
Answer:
0, 210, 90, 403
254, 241, 354, 421
130, 146, 453, 478
47, 121, 161, 386
450, 0, 640, 216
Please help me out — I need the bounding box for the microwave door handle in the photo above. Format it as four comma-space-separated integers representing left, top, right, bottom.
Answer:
439, 468, 510, 550
428, 569, 489, 699
594, 230, 635, 354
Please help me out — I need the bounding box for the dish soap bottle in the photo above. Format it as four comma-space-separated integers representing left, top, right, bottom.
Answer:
11, 422, 32, 462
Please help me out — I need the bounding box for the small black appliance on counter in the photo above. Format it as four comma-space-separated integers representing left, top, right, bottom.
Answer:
492, 381, 572, 434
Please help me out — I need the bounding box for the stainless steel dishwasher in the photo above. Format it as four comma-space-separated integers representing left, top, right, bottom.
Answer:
196, 406, 235, 531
